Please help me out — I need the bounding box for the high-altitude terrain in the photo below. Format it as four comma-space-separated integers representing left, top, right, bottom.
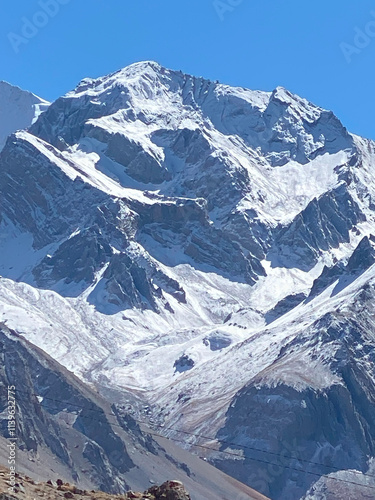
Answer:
0, 81, 48, 152
1, 61, 375, 499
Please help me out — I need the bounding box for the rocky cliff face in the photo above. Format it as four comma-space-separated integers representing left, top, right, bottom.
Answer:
301, 461, 375, 500
214, 304, 375, 499
0, 466, 192, 500
1, 61, 375, 500
0, 322, 134, 493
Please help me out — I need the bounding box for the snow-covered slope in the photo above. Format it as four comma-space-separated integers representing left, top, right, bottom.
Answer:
0, 81, 49, 151
1, 61, 375, 499
0, 323, 266, 500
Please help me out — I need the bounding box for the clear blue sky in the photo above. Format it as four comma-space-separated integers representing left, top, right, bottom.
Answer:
1, 0, 375, 139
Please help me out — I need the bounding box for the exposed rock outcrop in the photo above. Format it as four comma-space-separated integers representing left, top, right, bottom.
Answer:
0, 467, 191, 500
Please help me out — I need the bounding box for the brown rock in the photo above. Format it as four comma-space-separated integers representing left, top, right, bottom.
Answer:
146, 480, 191, 500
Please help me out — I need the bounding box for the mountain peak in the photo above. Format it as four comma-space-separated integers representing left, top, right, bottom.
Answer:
70, 61, 169, 99
2, 61, 375, 500
108, 60, 167, 82
0, 80, 49, 104
0, 81, 49, 151
123, 60, 164, 72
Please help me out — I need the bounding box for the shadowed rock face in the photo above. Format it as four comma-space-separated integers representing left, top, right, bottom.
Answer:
174, 355, 195, 373
0, 135, 108, 250
86, 124, 171, 184
0, 129, 264, 306
346, 234, 375, 273
33, 227, 113, 293
212, 294, 375, 499
265, 293, 307, 323
309, 235, 375, 299
30, 91, 124, 148
0, 324, 134, 493
301, 462, 375, 500
215, 382, 374, 499
97, 253, 159, 311
271, 184, 365, 271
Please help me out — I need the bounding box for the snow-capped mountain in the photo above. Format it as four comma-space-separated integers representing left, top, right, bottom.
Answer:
1, 61, 375, 499
0, 81, 49, 151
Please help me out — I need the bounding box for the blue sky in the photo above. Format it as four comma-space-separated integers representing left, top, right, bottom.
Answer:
1, 0, 375, 139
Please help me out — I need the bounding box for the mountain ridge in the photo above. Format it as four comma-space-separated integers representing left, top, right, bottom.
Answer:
0, 81, 49, 152
1, 61, 375, 499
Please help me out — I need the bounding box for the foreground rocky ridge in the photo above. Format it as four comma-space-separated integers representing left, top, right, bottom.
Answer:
0, 467, 191, 500
1, 62, 375, 499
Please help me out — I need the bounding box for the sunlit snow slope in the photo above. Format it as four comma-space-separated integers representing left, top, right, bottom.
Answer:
0, 81, 49, 151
